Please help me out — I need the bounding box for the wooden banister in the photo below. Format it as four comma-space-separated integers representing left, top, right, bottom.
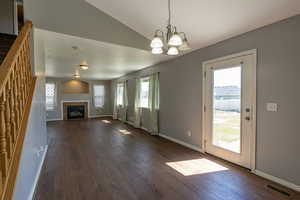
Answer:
0, 20, 36, 200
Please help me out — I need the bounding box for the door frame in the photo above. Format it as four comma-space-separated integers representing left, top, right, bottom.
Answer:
202, 49, 257, 171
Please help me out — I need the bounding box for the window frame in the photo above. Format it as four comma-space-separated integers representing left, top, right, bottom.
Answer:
139, 76, 150, 108
45, 82, 57, 111
93, 84, 105, 108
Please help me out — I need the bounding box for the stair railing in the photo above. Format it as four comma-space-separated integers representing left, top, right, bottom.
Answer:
0, 20, 36, 200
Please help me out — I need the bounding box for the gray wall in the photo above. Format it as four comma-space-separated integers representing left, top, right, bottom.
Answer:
0, 0, 17, 34
13, 77, 48, 200
23, 0, 149, 50
46, 78, 112, 121
113, 15, 300, 185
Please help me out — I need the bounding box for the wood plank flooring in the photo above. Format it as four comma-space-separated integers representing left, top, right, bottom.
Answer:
35, 118, 300, 200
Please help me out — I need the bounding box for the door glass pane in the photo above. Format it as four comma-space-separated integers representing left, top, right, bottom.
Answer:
213, 66, 241, 153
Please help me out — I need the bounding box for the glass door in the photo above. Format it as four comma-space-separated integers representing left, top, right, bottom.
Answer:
203, 53, 256, 169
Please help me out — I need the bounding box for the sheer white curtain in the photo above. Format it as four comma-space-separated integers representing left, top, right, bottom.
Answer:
113, 83, 118, 120
120, 80, 128, 122
134, 73, 160, 133
148, 73, 160, 135
134, 78, 142, 128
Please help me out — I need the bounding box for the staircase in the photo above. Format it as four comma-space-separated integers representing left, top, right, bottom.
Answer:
0, 34, 17, 65
0, 21, 36, 200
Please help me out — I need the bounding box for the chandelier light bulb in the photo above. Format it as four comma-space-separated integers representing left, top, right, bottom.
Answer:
178, 38, 191, 51
168, 33, 183, 46
152, 47, 163, 54
150, 36, 164, 48
167, 46, 179, 55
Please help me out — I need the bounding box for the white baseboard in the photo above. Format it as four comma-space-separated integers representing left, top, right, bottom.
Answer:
46, 115, 112, 122
28, 145, 48, 200
46, 118, 61, 122
89, 115, 113, 118
125, 121, 134, 126
140, 126, 149, 132
159, 133, 204, 153
253, 170, 300, 192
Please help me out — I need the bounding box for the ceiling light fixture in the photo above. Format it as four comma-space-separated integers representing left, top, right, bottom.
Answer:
74, 72, 80, 78
79, 60, 89, 70
150, 0, 190, 56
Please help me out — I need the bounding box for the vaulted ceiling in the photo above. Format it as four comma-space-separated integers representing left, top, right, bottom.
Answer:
28, 0, 300, 79
35, 29, 169, 80
86, 0, 300, 50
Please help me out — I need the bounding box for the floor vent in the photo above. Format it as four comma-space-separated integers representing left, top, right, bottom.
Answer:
266, 184, 293, 199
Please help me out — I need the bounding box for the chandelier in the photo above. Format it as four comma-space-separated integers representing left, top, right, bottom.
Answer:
150, 0, 190, 55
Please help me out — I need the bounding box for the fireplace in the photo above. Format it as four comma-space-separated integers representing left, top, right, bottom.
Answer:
67, 105, 85, 120
62, 101, 88, 120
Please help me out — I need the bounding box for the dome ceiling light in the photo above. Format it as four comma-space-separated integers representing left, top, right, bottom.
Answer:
79, 60, 89, 70
74, 73, 80, 78
150, 0, 190, 56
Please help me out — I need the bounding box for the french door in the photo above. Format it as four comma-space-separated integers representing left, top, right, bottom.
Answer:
203, 50, 256, 169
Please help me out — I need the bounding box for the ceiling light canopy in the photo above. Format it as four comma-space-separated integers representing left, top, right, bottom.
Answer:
150, 0, 190, 55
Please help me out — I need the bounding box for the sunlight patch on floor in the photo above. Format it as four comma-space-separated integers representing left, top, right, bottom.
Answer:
119, 129, 131, 135
166, 158, 228, 176
102, 120, 111, 124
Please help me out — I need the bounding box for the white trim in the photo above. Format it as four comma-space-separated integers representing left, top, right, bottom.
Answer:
251, 51, 257, 172
89, 115, 113, 118
203, 49, 257, 65
46, 115, 112, 121
46, 118, 61, 122
253, 170, 300, 192
140, 126, 148, 131
28, 145, 48, 200
126, 121, 134, 126
159, 133, 204, 153
202, 49, 257, 171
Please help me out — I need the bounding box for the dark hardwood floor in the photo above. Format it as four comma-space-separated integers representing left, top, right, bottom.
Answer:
35, 118, 299, 200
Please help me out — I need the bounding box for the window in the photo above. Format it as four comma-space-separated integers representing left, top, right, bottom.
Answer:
93, 85, 105, 108
140, 77, 150, 108
117, 83, 124, 106
45, 83, 56, 110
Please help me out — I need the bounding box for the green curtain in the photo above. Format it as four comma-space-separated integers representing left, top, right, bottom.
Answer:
121, 80, 128, 122
134, 78, 142, 128
148, 73, 160, 135
112, 83, 118, 120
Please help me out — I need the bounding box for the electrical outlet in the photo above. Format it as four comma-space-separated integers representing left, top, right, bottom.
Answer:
187, 131, 192, 137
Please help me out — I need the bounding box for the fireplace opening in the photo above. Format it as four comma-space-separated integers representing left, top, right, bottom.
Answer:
67, 105, 85, 120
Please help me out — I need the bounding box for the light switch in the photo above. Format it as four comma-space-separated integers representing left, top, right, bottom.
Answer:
266, 103, 278, 112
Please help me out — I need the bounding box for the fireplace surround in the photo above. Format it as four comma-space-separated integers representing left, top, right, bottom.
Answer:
62, 101, 88, 120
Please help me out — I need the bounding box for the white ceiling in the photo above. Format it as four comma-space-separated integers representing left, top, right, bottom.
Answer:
35, 29, 170, 80
86, 0, 300, 50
